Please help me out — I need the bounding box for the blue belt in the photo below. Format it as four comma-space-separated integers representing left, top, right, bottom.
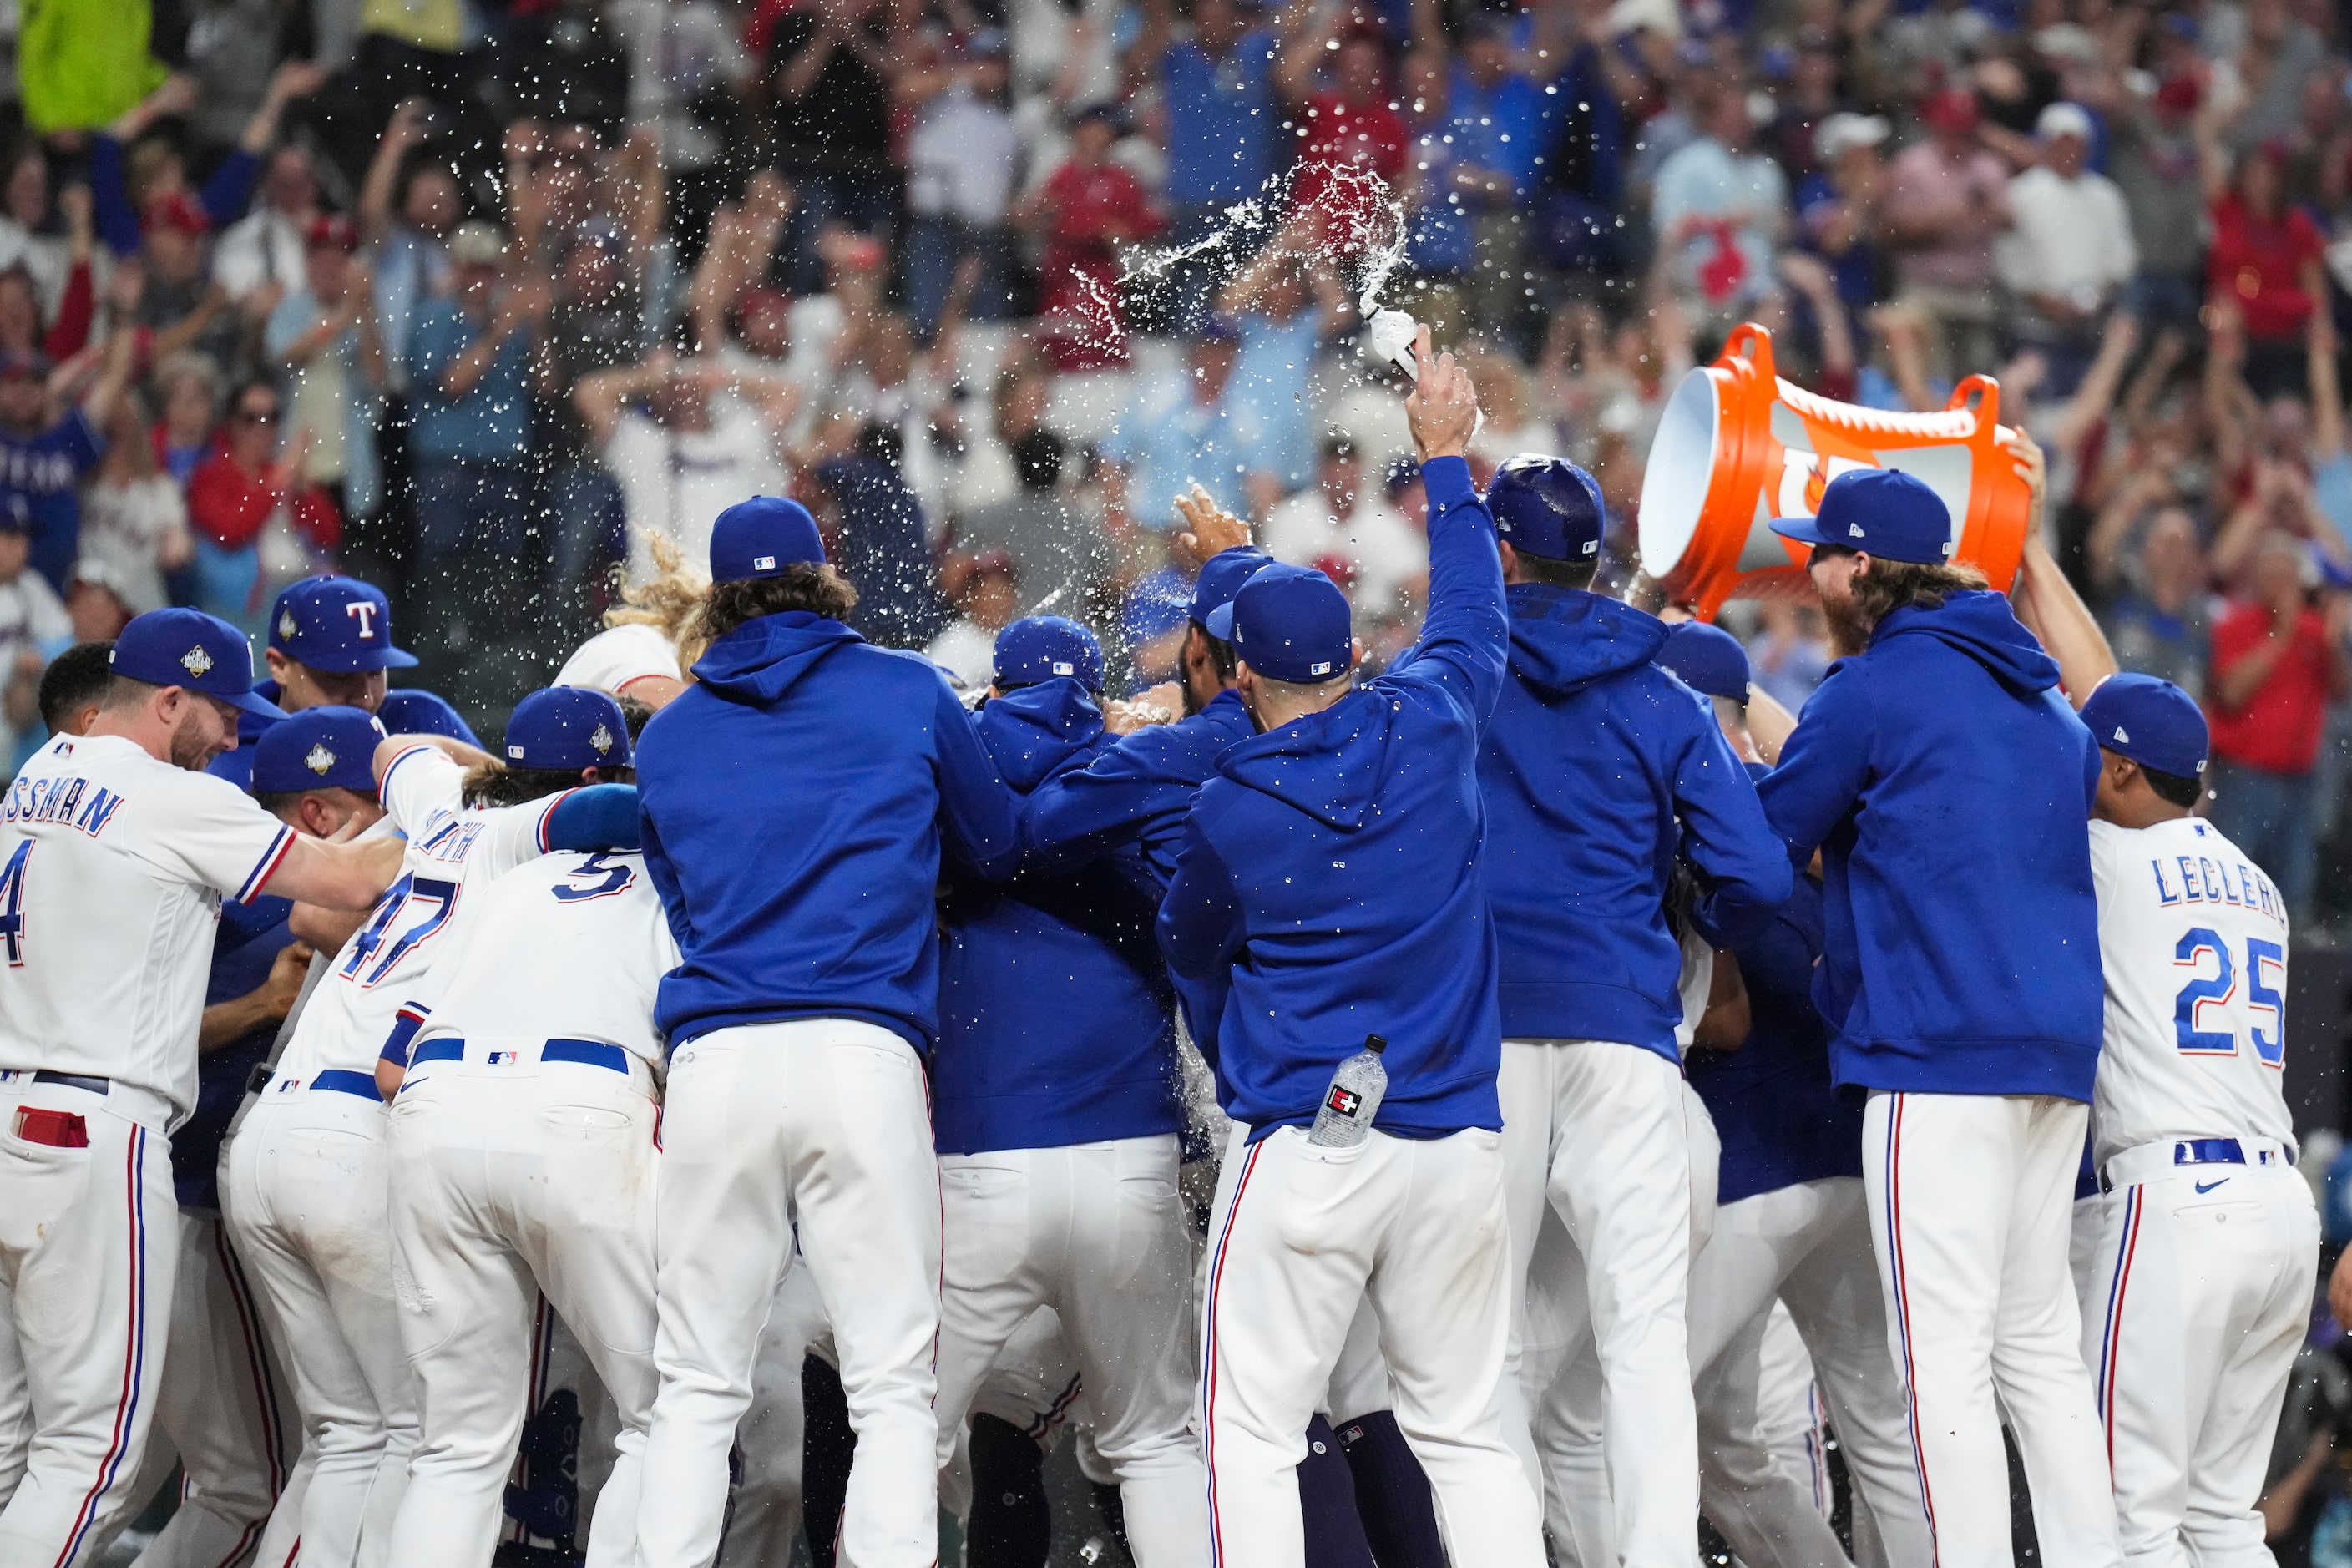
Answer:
409, 1039, 630, 1075
312, 1070, 384, 1103
33, 1070, 107, 1095
2172, 1137, 2292, 1166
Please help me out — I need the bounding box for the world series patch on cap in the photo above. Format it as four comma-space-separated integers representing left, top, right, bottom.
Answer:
251, 706, 385, 794
268, 575, 417, 673
111, 608, 286, 719
503, 687, 631, 771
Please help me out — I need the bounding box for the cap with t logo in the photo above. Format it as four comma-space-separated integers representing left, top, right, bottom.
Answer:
268, 576, 417, 673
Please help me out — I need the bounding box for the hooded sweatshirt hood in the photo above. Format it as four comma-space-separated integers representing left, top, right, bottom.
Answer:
1869, 589, 2059, 697
974, 680, 1104, 791
1506, 583, 1671, 698
1215, 686, 1397, 832
691, 610, 865, 705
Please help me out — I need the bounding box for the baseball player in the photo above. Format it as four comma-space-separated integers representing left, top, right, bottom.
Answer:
1158, 329, 1542, 1565
205, 575, 420, 792
224, 690, 637, 1568
36, 641, 114, 742
1472, 451, 1788, 1566
632, 496, 1018, 1568
2070, 675, 2319, 1566
371, 686, 663, 1568
556, 620, 689, 708
933, 612, 1206, 1566
1657, 620, 1928, 1568
119, 707, 395, 1568
0, 607, 400, 1567
1757, 468, 2121, 1568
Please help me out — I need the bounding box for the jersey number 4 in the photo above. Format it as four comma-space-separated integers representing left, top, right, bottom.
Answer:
2173, 927, 2285, 1066
340, 874, 459, 988
0, 839, 31, 966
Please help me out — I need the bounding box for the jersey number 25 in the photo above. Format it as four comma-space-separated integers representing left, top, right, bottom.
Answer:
2173, 927, 2285, 1066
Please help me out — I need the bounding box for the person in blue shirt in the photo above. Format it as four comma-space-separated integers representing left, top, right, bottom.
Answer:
1474, 454, 1788, 1567
632, 496, 1019, 1568
0, 330, 134, 595
1132, 0, 1279, 329
134, 706, 387, 1568
1755, 468, 2121, 1568
404, 220, 547, 697
931, 615, 1208, 1565
1160, 329, 1544, 1567
1656, 621, 1928, 1568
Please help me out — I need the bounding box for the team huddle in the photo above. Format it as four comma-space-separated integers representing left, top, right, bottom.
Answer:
0, 328, 2317, 1568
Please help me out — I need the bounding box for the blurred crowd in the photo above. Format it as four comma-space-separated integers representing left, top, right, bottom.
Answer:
13, 0, 2352, 944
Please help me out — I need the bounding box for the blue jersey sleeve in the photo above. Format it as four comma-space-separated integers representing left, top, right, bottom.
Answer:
934, 678, 1020, 880
1757, 664, 1874, 864
544, 785, 642, 852
1672, 714, 1792, 946
1381, 456, 1508, 731
1155, 812, 1246, 1065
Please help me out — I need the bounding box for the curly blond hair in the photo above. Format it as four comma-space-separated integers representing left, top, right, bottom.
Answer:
606, 529, 711, 669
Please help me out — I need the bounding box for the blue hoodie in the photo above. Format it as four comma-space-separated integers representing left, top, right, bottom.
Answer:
1157, 457, 1509, 1141
1479, 589, 1789, 1060
935, 681, 1182, 1156
637, 610, 1019, 1053
1019, 687, 1258, 899
1686, 800, 1861, 1206
1758, 590, 2102, 1101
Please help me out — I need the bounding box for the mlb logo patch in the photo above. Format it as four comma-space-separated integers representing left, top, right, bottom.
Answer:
1310, 661, 1333, 676
275, 1076, 299, 1094
753, 554, 776, 571
1326, 1085, 1362, 1119
1052, 661, 1075, 675
488, 1050, 516, 1065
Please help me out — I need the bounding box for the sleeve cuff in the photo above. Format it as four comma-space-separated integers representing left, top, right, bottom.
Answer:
1421, 455, 1478, 512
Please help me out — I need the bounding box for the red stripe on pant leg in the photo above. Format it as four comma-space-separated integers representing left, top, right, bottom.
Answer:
216, 1221, 291, 1498
1885, 1095, 1941, 1568
1201, 1140, 1265, 1568
55, 1127, 149, 1568
2101, 1191, 2144, 1468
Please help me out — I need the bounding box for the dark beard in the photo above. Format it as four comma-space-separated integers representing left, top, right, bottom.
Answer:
169, 713, 225, 771
1821, 592, 1874, 660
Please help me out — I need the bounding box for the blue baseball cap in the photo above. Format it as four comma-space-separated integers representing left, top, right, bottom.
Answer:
110, 609, 285, 719
1489, 455, 1606, 563
711, 496, 825, 584
1206, 562, 1353, 682
2080, 673, 2208, 779
251, 706, 385, 794
1769, 468, 1955, 564
1657, 621, 1752, 701
503, 687, 631, 771
1189, 547, 1274, 629
268, 576, 417, 673
994, 615, 1105, 691
377, 688, 480, 748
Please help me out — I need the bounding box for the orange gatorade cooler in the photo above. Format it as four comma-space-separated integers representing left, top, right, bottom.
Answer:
1636, 323, 2034, 620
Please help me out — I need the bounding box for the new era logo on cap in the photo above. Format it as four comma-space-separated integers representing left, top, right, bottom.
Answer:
2113, 726, 2130, 743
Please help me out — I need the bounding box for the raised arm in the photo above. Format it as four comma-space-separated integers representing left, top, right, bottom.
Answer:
1387, 327, 1506, 726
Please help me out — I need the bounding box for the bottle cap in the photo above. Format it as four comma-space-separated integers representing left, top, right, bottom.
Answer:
1365, 1034, 1388, 1055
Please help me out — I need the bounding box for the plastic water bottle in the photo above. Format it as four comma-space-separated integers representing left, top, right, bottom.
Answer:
1308, 1034, 1389, 1147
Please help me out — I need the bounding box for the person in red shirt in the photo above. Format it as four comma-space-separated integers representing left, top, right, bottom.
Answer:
1279, 22, 1409, 241
2205, 141, 2327, 398
1021, 104, 1161, 372
2204, 530, 2352, 923
185, 379, 339, 631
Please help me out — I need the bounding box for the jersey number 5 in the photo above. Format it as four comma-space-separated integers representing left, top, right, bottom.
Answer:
340, 874, 460, 988
2173, 927, 2285, 1066
553, 852, 635, 903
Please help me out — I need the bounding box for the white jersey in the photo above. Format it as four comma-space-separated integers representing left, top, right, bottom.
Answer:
275, 745, 569, 1080
0, 732, 297, 1119
2087, 816, 2295, 1163
405, 849, 679, 1065
554, 624, 682, 695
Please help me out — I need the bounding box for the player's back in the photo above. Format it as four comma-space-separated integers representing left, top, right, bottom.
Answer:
635, 609, 1016, 1054
0, 732, 295, 1117
2089, 815, 2294, 1163
277, 745, 569, 1083
404, 849, 678, 1065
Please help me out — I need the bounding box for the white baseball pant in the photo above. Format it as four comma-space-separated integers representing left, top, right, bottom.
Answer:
638, 1019, 942, 1568
1687, 1176, 1927, 1568
2082, 1145, 2319, 1568
1864, 1090, 2122, 1568
1199, 1122, 1542, 1568
717, 1258, 830, 1568
222, 1083, 418, 1568
0, 1075, 176, 1568
382, 1043, 663, 1568
935, 1133, 1208, 1567
1497, 1039, 1697, 1568
114, 1210, 302, 1568
940, 1305, 1086, 1523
